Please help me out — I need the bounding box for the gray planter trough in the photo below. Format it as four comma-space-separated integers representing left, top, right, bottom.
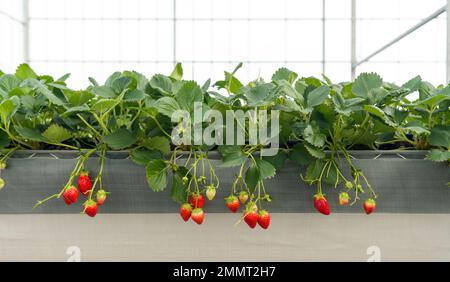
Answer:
0, 150, 449, 214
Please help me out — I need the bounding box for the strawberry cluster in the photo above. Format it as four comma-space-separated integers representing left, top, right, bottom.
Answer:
313, 193, 376, 215
62, 171, 108, 218
179, 191, 271, 230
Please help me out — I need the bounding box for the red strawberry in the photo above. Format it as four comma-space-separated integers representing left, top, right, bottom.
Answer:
62, 185, 79, 205
238, 191, 249, 204
96, 189, 107, 205
257, 210, 270, 229
243, 210, 258, 229
313, 194, 330, 215
180, 203, 192, 222
188, 193, 205, 208
363, 198, 376, 215
191, 208, 205, 225
84, 200, 98, 217
77, 172, 92, 196
225, 195, 240, 213
339, 192, 350, 206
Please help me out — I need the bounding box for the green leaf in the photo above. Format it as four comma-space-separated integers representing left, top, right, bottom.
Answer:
289, 143, 315, 166
271, 67, 298, 84
15, 64, 37, 80
91, 86, 117, 98
91, 99, 117, 113
403, 121, 430, 135
352, 72, 383, 99
149, 74, 173, 95
428, 125, 450, 148
171, 167, 189, 203
143, 136, 171, 155
218, 146, 247, 167
42, 124, 72, 143
103, 128, 137, 149
263, 151, 287, 170
0, 75, 21, 97
0, 97, 20, 124
130, 149, 163, 165
254, 158, 276, 180
419, 93, 450, 107
303, 159, 325, 183
304, 144, 326, 159
111, 76, 132, 94
246, 83, 276, 107
175, 81, 203, 111
426, 149, 450, 162
245, 164, 259, 193
0, 130, 10, 148
304, 124, 326, 147
146, 159, 168, 192
21, 78, 66, 106
124, 89, 147, 101
65, 90, 95, 106
170, 63, 183, 81
154, 97, 181, 118
402, 75, 422, 92
14, 126, 47, 142
306, 85, 329, 108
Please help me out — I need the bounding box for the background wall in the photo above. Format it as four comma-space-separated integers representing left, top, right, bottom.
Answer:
0, 0, 448, 87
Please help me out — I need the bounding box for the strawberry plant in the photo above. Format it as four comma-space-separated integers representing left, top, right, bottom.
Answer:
0, 63, 448, 226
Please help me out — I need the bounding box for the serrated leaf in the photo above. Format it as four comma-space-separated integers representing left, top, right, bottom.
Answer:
402, 75, 422, 92
428, 125, 450, 148
149, 74, 173, 95
304, 144, 326, 159
154, 97, 180, 118
130, 149, 163, 165
91, 99, 117, 113
111, 76, 132, 94
245, 164, 259, 193
254, 158, 276, 180
0, 75, 21, 98
143, 136, 171, 155
218, 146, 247, 167
289, 143, 315, 166
271, 67, 298, 84
175, 81, 203, 111
42, 124, 72, 143
21, 78, 65, 106
304, 124, 326, 147
124, 89, 147, 101
403, 121, 430, 135
91, 86, 116, 98
0, 97, 20, 124
246, 83, 276, 107
146, 159, 169, 192
65, 90, 95, 106
426, 149, 450, 162
306, 85, 329, 108
14, 126, 47, 142
171, 167, 189, 203
352, 72, 383, 99
15, 64, 37, 80
103, 128, 137, 149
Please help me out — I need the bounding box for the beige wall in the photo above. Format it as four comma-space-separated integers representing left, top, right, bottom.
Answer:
0, 213, 449, 261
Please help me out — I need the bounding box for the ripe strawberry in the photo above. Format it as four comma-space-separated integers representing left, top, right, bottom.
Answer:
206, 186, 216, 201
77, 171, 92, 196
180, 203, 192, 222
96, 189, 107, 205
188, 193, 205, 208
62, 185, 79, 205
313, 194, 330, 215
243, 210, 258, 229
363, 198, 376, 215
225, 195, 240, 213
258, 210, 270, 229
339, 192, 350, 206
84, 200, 98, 217
191, 208, 205, 225
238, 191, 249, 204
